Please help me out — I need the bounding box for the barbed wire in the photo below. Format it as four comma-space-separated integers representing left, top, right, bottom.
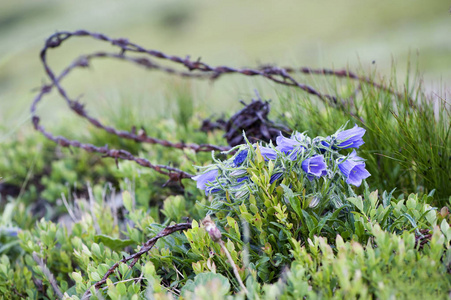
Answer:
31, 29, 407, 183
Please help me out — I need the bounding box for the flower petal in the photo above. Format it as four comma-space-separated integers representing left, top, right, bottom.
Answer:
192, 169, 219, 191
345, 164, 371, 187
276, 135, 299, 154
336, 125, 366, 149
338, 151, 371, 187
233, 150, 248, 166
260, 146, 277, 161
302, 155, 327, 178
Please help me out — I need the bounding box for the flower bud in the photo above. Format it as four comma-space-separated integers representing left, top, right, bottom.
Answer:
309, 196, 320, 208
235, 189, 249, 199
202, 216, 222, 242
440, 206, 449, 218
230, 169, 247, 177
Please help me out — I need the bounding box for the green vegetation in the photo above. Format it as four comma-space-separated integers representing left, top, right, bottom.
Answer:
0, 65, 450, 298
0, 3, 450, 295
278, 68, 451, 204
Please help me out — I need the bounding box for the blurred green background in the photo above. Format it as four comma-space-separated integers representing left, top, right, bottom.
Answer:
0, 0, 449, 135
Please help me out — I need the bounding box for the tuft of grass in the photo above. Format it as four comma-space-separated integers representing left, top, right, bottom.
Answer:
276, 64, 450, 206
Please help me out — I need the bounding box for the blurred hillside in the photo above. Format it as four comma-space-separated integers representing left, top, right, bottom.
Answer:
0, 0, 449, 135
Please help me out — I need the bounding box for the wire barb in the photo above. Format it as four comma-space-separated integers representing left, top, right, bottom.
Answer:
31, 30, 407, 184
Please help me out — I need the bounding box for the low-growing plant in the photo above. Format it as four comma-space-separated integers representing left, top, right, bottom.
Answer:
1, 29, 450, 300
0, 183, 449, 299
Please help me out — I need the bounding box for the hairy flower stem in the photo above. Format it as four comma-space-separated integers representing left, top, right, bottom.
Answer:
202, 216, 248, 295
219, 240, 249, 295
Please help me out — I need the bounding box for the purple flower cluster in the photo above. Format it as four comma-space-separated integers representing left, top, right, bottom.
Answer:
192, 124, 371, 196
276, 132, 306, 160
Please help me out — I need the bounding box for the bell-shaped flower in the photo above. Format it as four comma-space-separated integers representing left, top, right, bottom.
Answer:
259, 146, 277, 161
336, 125, 365, 149
233, 150, 248, 166
276, 132, 306, 160
202, 216, 222, 242
309, 196, 321, 208
276, 134, 299, 154
269, 172, 283, 184
192, 168, 219, 195
338, 150, 371, 187
229, 169, 247, 177
301, 155, 327, 179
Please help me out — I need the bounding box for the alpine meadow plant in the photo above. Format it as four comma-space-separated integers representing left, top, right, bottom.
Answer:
189, 123, 450, 290
193, 123, 370, 210
191, 123, 374, 280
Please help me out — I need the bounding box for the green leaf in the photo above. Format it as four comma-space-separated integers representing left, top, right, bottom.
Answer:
95, 235, 135, 251
312, 212, 331, 235
441, 219, 451, 242
354, 220, 365, 238
301, 210, 317, 234
181, 272, 230, 296
116, 282, 127, 295
91, 243, 102, 258
281, 184, 302, 217
91, 271, 101, 281
382, 188, 396, 208
71, 272, 83, 283
347, 197, 364, 214
122, 191, 133, 212
402, 213, 418, 230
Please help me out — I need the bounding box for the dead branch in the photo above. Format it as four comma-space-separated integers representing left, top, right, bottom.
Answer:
32, 252, 64, 299
81, 222, 192, 299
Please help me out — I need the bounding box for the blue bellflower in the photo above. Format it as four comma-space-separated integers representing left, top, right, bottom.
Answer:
233, 150, 248, 166
259, 146, 277, 161
338, 150, 371, 187
276, 133, 305, 160
270, 172, 283, 184
236, 176, 249, 183
336, 125, 366, 149
276, 135, 299, 154
192, 169, 219, 195
301, 155, 327, 179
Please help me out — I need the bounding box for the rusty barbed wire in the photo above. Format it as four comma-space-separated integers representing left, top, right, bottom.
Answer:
31, 30, 408, 183
30, 51, 231, 153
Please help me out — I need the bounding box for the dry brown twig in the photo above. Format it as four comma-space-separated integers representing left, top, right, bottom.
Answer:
31, 29, 406, 185
81, 222, 192, 299
32, 252, 64, 299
